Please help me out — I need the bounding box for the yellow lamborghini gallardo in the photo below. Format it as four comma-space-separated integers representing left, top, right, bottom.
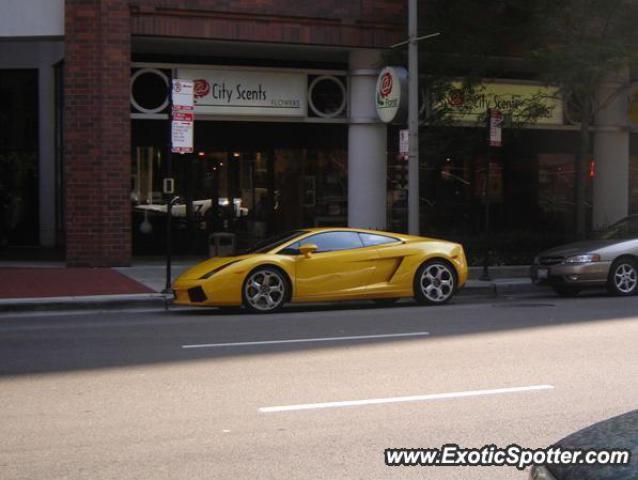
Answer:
172, 228, 468, 313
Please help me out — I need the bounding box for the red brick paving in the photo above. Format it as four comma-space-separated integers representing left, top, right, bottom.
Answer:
0, 268, 154, 299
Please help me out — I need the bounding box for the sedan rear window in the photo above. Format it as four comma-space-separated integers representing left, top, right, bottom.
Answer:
596, 216, 638, 240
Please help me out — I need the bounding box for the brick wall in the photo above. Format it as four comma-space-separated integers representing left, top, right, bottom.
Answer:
64, 0, 131, 266
130, 0, 405, 48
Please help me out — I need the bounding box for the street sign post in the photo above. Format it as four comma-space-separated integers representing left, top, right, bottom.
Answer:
399, 129, 409, 160
480, 108, 503, 281
164, 79, 195, 294
489, 108, 503, 148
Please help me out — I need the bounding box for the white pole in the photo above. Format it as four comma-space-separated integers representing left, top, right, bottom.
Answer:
408, 0, 419, 235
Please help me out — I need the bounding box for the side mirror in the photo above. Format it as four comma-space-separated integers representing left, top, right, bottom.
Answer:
299, 243, 318, 258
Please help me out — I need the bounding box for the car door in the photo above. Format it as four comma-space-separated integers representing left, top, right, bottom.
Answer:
358, 232, 408, 294
294, 231, 379, 299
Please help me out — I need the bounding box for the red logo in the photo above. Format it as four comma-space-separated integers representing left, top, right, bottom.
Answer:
193, 79, 210, 98
448, 89, 465, 107
379, 72, 393, 98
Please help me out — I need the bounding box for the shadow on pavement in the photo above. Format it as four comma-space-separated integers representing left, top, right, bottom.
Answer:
0, 288, 633, 377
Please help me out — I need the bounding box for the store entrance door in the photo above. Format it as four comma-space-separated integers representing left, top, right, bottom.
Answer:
194, 150, 276, 253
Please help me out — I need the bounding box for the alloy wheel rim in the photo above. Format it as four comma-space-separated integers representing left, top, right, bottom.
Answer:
245, 270, 285, 311
420, 264, 454, 302
614, 263, 637, 293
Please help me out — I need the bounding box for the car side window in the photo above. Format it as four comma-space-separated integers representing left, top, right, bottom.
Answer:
627, 216, 638, 236
278, 241, 301, 255
358, 233, 400, 247
302, 232, 364, 253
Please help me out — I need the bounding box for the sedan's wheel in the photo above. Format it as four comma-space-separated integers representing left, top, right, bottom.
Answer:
414, 260, 456, 305
243, 267, 288, 313
607, 259, 638, 296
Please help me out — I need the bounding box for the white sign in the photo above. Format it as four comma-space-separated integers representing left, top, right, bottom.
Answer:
375, 66, 408, 123
440, 81, 563, 126
171, 120, 193, 153
171, 79, 194, 153
489, 108, 503, 148
172, 79, 194, 111
399, 129, 409, 156
177, 68, 307, 117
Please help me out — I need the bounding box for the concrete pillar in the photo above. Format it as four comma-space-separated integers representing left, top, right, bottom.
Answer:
593, 68, 630, 229
348, 49, 387, 230
38, 42, 63, 247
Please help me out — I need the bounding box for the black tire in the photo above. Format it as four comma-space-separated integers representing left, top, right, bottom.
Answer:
607, 258, 638, 296
413, 259, 457, 306
373, 298, 400, 306
242, 266, 289, 313
551, 285, 581, 297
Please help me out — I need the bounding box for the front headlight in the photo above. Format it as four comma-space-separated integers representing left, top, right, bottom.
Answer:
529, 465, 557, 480
564, 254, 600, 264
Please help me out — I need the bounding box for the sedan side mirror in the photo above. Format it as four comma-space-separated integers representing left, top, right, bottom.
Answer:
299, 243, 318, 258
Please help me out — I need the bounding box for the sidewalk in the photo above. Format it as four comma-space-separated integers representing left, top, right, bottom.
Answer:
0, 261, 538, 312
0, 262, 172, 312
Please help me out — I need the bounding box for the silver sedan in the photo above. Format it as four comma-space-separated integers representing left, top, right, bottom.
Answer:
530, 215, 638, 296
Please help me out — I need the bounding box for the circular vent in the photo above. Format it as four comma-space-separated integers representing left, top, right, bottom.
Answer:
130, 68, 169, 114
308, 75, 346, 118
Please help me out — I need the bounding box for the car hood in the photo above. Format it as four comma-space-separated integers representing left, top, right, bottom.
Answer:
538, 240, 617, 258
547, 410, 638, 480
177, 254, 255, 280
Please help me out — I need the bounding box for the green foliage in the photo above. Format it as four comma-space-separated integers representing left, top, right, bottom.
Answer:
530, 0, 638, 122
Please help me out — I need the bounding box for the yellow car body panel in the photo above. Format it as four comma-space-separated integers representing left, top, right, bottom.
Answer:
294, 245, 379, 300
172, 227, 468, 308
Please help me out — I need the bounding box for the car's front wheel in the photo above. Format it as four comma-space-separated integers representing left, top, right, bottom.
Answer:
242, 267, 288, 313
414, 260, 457, 305
607, 258, 638, 296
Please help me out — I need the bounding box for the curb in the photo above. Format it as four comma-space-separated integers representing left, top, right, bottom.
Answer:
0, 293, 171, 313
461, 279, 543, 297
0, 280, 545, 314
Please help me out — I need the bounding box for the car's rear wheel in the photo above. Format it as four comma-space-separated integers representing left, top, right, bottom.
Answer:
414, 260, 457, 305
607, 258, 638, 296
551, 285, 581, 297
242, 267, 288, 313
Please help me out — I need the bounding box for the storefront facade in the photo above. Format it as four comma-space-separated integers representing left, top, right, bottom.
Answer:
2, 0, 638, 266
61, 0, 404, 265
130, 62, 353, 255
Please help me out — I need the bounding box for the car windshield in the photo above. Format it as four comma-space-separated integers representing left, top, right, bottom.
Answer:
594, 216, 638, 240
243, 230, 308, 254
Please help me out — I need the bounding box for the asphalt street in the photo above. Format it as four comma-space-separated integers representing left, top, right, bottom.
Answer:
1, 292, 637, 479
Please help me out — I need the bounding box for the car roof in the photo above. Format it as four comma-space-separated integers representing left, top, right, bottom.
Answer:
548, 409, 638, 480
299, 227, 412, 239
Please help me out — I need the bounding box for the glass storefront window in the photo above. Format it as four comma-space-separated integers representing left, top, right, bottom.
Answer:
0, 70, 39, 247
388, 127, 583, 264
131, 121, 347, 256
537, 153, 577, 233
